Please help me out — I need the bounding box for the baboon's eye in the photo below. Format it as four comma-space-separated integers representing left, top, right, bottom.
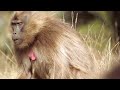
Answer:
18, 22, 23, 25
11, 21, 23, 25
11, 20, 24, 32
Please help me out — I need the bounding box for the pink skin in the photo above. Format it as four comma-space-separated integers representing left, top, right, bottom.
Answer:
28, 50, 36, 61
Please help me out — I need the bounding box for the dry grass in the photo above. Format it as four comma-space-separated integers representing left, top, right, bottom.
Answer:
0, 11, 120, 79
81, 29, 120, 78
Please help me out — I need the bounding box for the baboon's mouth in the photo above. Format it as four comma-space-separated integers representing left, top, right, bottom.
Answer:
13, 39, 23, 45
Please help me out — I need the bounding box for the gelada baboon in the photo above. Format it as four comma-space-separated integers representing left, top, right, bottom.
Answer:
9, 11, 95, 79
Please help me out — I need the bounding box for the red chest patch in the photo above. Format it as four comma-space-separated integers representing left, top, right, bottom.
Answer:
28, 50, 36, 61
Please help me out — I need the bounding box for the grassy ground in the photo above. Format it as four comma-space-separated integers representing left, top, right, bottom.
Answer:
0, 11, 119, 79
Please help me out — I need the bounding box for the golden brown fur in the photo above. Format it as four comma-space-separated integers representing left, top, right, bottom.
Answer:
10, 11, 96, 79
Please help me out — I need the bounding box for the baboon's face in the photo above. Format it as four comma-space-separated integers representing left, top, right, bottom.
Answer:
10, 11, 36, 49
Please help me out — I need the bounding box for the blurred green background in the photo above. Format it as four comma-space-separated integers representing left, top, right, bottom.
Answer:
0, 12, 12, 54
